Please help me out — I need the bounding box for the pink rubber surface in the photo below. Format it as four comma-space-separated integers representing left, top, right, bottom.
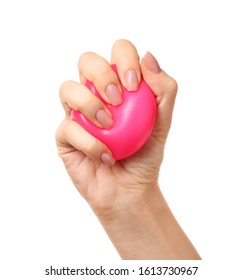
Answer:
71, 65, 157, 160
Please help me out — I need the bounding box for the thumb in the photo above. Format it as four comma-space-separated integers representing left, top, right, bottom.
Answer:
141, 52, 178, 141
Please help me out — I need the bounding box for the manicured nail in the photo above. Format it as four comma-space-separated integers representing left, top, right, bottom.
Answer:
96, 109, 113, 129
143, 52, 161, 74
106, 84, 122, 106
125, 70, 139, 91
101, 152, 116, 166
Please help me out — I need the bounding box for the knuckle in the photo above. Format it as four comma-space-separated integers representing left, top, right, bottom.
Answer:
55, 124, 62, 147
62, 120, 72, 137
112, 39, 134, 50
59, 80, 72, 98
85, 138, 101, 158
55, 120, 68, 157
166, 76, 178, 97
78, 51, 95, 65
78, 52, 113, 83
112, 39, 139, 61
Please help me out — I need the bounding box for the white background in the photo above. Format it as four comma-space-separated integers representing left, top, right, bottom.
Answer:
0, 0, 242, 279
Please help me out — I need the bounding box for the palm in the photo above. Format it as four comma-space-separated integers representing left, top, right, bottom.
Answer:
62, 126, 165, 207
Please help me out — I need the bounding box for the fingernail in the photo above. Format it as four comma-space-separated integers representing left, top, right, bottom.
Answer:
125, 70, 139, 91
143, 52, 161, 74
106, 84, 122, 106
96, 109, 113, 129
101, 152, 116, 166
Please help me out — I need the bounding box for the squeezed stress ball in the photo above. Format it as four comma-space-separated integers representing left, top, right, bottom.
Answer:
71, 65, 157, 160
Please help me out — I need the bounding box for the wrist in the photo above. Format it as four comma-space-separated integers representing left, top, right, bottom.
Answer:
94, 184, 201, 260
94, 183, 164, 226
95, 184, 170, 258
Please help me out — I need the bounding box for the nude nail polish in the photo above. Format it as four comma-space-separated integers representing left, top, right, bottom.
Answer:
125, 70, 139, 91
143, 52, 161, 74
101, 152, 116, 166
106, 84, 122, 106
96, 109, 113, 129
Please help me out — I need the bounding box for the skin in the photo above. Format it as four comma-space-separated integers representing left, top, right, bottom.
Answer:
55, 39, 201, 260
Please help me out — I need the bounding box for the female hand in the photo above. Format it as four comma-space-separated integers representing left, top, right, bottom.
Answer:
56, 40, 200, 259
56, 39, 177, 210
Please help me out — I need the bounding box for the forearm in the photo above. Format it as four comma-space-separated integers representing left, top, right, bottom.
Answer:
96, 185, 201, 260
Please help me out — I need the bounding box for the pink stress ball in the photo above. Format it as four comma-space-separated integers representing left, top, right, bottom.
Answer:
71, 65, 157, 160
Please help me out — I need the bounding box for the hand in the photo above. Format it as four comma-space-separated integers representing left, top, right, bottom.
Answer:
56, 39, 177, 212
56, 40, 200, 259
